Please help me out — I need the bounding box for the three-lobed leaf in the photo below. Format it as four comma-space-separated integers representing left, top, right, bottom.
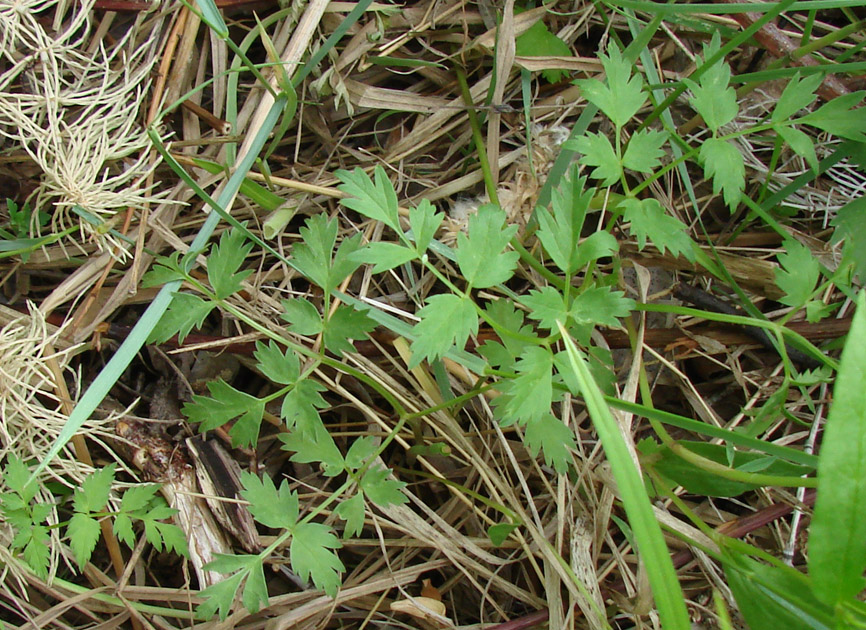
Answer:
410, 293, 478, 368
409, 198, 444, 253
281, 379, 328, 430
198, 560, 253, 620
799, 91, 866, 141
324, 304, 376, 356
456, 204, 519, 288
290, 522, 345, 596
336, 165, 402, 233
699, 137, 745, 210
535, 167, 617, 275
570, 286, 635, 328
208, 227, 254, 300
576, 42, 646, 128
281, 297, 323, 336
622, 197, 696, 262
293, 214, 364, 293
360, 465, 408, 507
523, 414, 576, 474
279, 418, 344, 477
622, 129, 668, 175
570, 132, 620, 185
353, 242, 417, 273
254, 340, 300, 385
522, 286, 569, 331
498, 346, 555, 425
148, 292, 214, 344
68, 512, 101, 569
774, 239, 820, 307
771, 72, 821, 123
685, 32, 737, 134
183, 380, 265, 447
72, 464, 115, 513
240, 471, 298, 530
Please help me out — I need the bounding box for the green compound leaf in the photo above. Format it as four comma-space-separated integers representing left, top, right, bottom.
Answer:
293, 214, 363, 293
569, 286, 635, 328
353, 242, 417, 274
290, 522, 345, 597
536, 166, 614, 275
799, 91, 866, 141
571, 132, 621, 185
498, 346, 555, 425
183, 380, 265, 448
410, 293, 478, 368
699, 137, 745, 210
576, 42, 646, 128
279, 418, 345, 477
118, 483, 160, 513
2, 454, 38, 500
775, 239, 820, 307
360, 465, 408, 507
280, 297, 323, 336
776, 125, 819, 173
141, 252, 188, 288
456, 204, 519, 288
809, 291, 866, 605
523, 413, 576, 474
522, 286, 569, 331
148, 292, 214, 344
21, 526, 50, 579
240, 471, 299, 530
208, 227, 254, 300
281, 379, 329, 430
344, 435, 378, 470
335, 492, 365, 538
336, 165, 401, 233
685, 32, 737, 134
324, 304, 377, 357
72, 464, 115, 513
622, 197, 696, 262
68, 512, 101, 569
254, 340, 300, 385
197, 561, 249, 620
771, 72, 821, 123
622, 129, 667, 175
409, 199, 444, 254
479, 299, 535, 367
144, 518, 187, 555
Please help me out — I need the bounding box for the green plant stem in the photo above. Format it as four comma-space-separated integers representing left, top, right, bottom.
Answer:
637, 301, 837, 370
454, 66, 498, 204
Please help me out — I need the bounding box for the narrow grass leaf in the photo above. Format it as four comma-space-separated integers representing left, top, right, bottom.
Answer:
557, 322, 690, 630
809, 291, 866, 604
725, 553, 833, 630
27, 96, 289, 483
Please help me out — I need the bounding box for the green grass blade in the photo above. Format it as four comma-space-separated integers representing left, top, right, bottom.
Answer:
27, 96, 289, 484
557, 322, 690, 630
808, 290, 866, 605
608, 398, 819, 468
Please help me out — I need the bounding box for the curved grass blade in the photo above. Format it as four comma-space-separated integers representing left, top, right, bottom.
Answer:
557, 321, 690, 630
27, 96, 289, 484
